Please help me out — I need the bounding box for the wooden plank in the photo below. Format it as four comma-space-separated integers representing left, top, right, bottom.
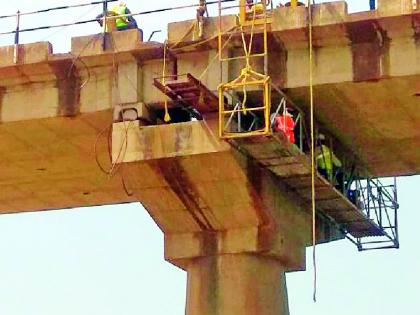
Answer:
268, 163, 310, 177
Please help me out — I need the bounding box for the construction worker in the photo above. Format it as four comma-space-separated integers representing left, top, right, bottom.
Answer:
96, 1, 138, 32
280, 1, 305, 7
110, 1, 138, 31
315, 134, 342, 183
272, 110, 295, 144
246, 0, 270, 14
196, 0, 208, 38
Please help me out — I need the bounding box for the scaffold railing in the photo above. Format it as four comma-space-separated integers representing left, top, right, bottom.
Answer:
346, 177, 400, 251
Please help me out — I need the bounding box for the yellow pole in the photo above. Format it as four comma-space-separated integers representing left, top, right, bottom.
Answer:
239, 0, 246, 25
291, 0, 298, 8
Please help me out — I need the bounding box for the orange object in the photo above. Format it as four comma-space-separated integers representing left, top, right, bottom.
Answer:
274, 114, 295, 143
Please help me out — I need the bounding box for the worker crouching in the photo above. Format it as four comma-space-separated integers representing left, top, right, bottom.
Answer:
96, 1, 141, 37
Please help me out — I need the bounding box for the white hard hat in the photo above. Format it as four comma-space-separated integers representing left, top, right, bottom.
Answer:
318, 133, 326, 140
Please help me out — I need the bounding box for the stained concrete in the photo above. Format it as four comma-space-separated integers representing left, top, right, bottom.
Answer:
0, 2, 418, 314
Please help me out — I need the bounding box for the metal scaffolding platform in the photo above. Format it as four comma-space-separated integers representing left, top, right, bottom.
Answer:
231, 133, 392, 241
153, 73, 219, 114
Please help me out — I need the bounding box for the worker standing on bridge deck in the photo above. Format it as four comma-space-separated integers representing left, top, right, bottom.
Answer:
196, 0, 208, 38
316, 134, 342, 184
96, 1, 138, 32
111, 2, 138, 31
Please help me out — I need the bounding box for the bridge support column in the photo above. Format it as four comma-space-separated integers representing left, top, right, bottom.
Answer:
185, 254, 289, 315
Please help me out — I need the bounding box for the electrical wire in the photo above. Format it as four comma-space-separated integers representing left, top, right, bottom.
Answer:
0, 0, 117, 20
38, 3, 101, 42
307, 0, 317, 303
0, 0, 237, 37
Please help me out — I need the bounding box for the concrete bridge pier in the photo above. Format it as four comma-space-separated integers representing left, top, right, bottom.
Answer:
115, 120, 342, 315
185, 254, 289, 315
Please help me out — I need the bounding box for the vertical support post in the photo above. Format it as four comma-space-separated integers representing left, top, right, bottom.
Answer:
218, 0, 223, 61
239, 0, 246, 25
102, 0, 108, 50
185, 254, 290, 315
299, 115, 303, 151
263, 1, 268, 75
13, 10, 20, 64
378, 182, 383, 228
103, 0, 108, 17
237, 104, 242, 132
367, 178, 371, 218
393, 177, 399, 247
291, 0, 298, 8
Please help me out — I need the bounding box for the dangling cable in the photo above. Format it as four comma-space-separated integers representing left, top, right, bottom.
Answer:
307, 0, 317, 303
162, 40, 171, 122
238, 6, 258, 114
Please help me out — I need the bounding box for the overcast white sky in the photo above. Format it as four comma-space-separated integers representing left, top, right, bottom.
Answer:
0, 1, 419, 315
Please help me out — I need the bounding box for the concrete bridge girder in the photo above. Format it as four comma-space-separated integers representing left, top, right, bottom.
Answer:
0, 2, 418, 314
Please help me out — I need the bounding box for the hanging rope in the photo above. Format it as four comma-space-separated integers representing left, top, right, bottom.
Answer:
307, 0, 317, 303
162, 41, 171, 122
238, 5, 259, 114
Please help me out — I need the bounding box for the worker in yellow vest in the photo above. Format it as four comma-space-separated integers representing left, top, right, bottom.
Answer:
96, 1, 138, 32
283, 1, 305, 7
110, 2, 138, 31
246, 0, 270, 14
315, 134, 342, 183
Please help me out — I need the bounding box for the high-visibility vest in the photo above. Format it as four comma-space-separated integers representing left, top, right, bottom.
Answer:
274, 115, 295, 143
316, 145, 342, 173
111, 5, 128, 29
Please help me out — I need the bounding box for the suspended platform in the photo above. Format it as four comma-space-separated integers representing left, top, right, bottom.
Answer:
231, 134, 385, 239
153, 73, 219, 113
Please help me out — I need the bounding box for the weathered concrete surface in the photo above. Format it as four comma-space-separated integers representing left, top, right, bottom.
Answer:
0, 1, 416, 212
0, 111, 137, 213
0, 1, 416, 315
169, 0, 420, 177
113, 116, 343, 315
185, 254, 289, 315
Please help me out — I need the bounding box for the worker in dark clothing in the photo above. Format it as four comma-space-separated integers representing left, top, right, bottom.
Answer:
196, 0, 208, 38
370, 0, 376, 10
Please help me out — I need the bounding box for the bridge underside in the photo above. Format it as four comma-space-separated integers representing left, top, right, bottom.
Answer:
0, 1, 417, 214
0, 1, 417, 314
0, 110, 135, 213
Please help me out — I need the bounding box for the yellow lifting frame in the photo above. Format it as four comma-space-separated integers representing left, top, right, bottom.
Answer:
218, 0, 270, 62
218, 66, 272, 139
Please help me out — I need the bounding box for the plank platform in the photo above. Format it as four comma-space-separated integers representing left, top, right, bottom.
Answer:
232, 133, 385, 238
153, 73, 219, 113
